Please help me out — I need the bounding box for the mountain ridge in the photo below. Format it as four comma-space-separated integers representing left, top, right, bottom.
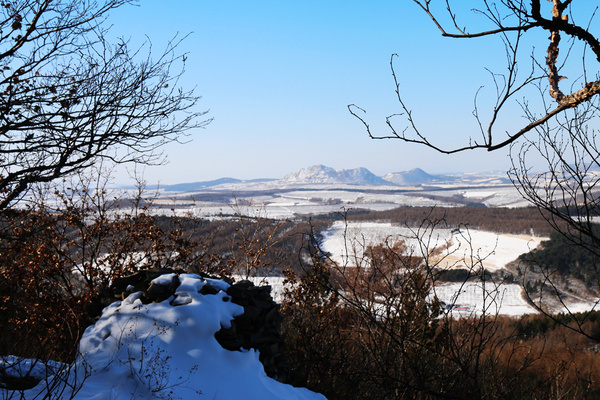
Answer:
147, 165, 512, 192
281, 165, 390, 185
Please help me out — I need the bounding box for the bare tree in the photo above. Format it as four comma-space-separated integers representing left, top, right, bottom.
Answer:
508, 95, 600, 337
281, 217, 572, 399
350, 0, 600, 154
0, 0, 209, 211
509, 99, 600, 253
350, 0, 600, 335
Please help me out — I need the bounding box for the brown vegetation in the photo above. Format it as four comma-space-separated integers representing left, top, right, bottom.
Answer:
1, 180, 597, 399
281, 236, 600, 400
0, 177, 326, 364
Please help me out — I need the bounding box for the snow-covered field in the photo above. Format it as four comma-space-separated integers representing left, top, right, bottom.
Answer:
319, 221, 449, 265
443, 230, 544, 272
421, 186, 532, 208
1, 274, 326, 400
433, 282, 538, 316
233, 275, 538, 317
319, 221, 556, 316
320, 221, 544, 272
143, 181, 529, 219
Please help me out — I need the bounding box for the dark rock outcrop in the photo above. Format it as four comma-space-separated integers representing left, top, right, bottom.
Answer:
217, 279, 290, 383
104, 269, 290, 383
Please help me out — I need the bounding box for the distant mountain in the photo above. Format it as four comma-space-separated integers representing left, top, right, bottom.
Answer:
133, 166, 516, 192
281, 165, 390, 185
163, 177, 274, 192
382, 168, 445, 186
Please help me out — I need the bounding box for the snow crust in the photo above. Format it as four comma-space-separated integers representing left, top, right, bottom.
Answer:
6, 274, 326, 400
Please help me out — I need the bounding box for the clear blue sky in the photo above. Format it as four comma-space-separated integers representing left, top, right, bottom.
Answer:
106, 1, 564, 185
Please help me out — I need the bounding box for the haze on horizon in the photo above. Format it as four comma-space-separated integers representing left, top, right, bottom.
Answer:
106, 1, 540, 185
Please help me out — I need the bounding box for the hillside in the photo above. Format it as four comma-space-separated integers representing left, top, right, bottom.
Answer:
382, 168, 446, 185
281, 165, 390, 185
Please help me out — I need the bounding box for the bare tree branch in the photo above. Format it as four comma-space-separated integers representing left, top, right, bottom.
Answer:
0, 1, 209, 211
354, 1, 600, 153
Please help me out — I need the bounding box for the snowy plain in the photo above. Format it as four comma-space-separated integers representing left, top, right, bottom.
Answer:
320, 221, 544, 272
433, 282, 539, 316
139, 175, 530, 219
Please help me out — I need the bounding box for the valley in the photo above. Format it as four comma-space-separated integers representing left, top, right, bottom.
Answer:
126, 165, 599, 317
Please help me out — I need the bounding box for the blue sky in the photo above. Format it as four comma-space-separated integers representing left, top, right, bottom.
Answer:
107, 1, 564, 184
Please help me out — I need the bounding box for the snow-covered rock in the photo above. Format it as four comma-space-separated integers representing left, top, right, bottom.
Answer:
6, 273, 326, 400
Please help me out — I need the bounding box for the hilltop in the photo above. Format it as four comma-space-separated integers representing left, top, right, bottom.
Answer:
281, 165, 390, 185
382, 168, 449, 185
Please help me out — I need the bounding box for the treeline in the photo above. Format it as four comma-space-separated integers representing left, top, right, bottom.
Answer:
518, 230, 600, 288
325, 206, 560, 236
515, 310, 600, 340
151, 215, 328, 276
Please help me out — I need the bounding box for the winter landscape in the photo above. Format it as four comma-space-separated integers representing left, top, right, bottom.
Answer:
148, 165, 531, 219
4, 0, 600, 399
4, 163, 600, 399
131, 164, 598, 316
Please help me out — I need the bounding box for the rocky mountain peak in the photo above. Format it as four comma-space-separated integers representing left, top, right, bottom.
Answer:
281, 165, 388, 185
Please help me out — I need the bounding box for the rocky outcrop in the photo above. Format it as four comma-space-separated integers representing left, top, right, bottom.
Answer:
103, 269, 290, 383
215, 279, 290, 383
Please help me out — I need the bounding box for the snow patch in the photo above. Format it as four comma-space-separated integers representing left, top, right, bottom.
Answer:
433, 282, 538, 316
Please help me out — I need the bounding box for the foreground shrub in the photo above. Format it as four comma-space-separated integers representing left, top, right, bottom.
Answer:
281, 235, 600, 400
